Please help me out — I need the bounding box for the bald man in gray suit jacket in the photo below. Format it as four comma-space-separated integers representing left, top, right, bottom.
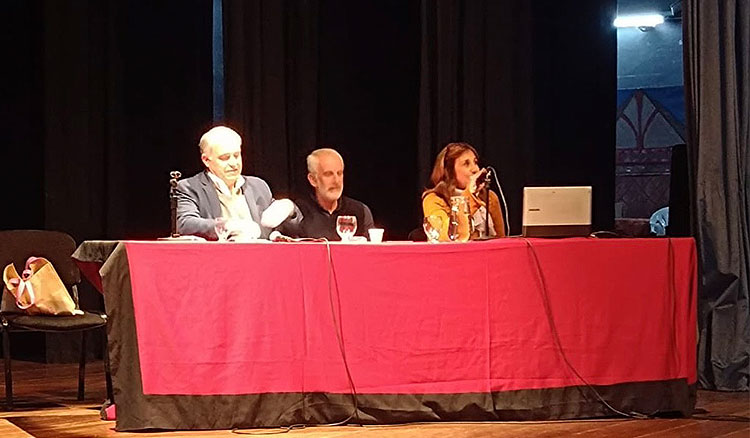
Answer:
177, 126, 301, 240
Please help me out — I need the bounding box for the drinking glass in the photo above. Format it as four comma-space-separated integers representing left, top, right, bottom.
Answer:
336, 215, 357, 241
449, 196, 471, 242
214, 217, 230, 242
423, 215, 443, 243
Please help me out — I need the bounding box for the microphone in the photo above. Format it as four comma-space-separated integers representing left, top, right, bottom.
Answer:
486, 165, 510, 237
169, 170, 182, 238
474, 168, 492, 194
158, 169, 208, 240
477, 168, 492, 182
269, 230, 294, 242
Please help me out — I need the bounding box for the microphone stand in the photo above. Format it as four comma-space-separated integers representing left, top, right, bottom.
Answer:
483, 170, 492, 238
158, 170, 204, 241
169, 170, 182, 238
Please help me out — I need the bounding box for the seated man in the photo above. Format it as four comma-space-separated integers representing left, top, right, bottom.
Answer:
176, 126, 301, 240
283, 148, 374, 240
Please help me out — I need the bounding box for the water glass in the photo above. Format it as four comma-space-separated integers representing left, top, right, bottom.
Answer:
449, 196, 470, 242
336, 215, 357, 241
214, 218, 230, 242
423, 215, 443, 243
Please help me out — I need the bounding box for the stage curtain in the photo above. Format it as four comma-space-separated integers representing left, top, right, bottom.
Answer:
222, 0, 319, 196
684, 0, 750, 391
417, 0, 616, 233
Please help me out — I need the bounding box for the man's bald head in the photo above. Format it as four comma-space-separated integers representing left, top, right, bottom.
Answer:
199, 126, 242, 155
200, 126, 243, 188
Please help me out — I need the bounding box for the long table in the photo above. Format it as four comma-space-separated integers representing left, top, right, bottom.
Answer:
73, 238, 697, 431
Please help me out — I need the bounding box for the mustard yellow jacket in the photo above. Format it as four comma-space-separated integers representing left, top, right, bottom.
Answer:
422, 188, 506, 241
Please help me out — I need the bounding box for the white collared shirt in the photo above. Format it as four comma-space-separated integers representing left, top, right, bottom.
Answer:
206, 172, 255, 224
207, 172, 245, 196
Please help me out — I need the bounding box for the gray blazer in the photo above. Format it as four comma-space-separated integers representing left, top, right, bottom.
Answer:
176, 171, 301, 240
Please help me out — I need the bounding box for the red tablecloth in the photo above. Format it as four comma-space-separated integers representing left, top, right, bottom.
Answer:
74, 237, 697, 430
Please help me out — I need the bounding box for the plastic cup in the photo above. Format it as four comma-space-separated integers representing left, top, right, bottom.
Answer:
368, 228, 384, 243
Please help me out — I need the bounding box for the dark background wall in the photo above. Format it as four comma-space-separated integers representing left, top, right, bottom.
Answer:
614, 0, 685, 221
618, 20, 683, 89
617, 0, 683, 89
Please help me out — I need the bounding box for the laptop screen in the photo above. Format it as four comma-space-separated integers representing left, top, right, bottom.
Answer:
522, 186, 592, 237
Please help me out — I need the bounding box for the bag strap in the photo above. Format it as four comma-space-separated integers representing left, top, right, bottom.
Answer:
8, 276, 36, 309
4, 257, 43, 310
24, 256, 40, 271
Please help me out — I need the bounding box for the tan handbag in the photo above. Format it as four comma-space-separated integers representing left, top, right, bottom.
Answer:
2, 257, 82, 316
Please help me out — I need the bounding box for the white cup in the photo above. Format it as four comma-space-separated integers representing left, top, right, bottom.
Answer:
368, 228, 384, 243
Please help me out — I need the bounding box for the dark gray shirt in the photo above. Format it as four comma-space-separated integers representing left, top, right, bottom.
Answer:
284, 194, 374, 240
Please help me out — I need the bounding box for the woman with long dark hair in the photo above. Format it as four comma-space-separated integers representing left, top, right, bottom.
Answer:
422, 142, 505, 241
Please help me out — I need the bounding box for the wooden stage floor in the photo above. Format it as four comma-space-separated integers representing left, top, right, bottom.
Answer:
0, 361, 747, 437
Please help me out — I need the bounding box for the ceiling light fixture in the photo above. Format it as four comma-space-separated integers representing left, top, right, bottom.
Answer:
613, 14, 665, 29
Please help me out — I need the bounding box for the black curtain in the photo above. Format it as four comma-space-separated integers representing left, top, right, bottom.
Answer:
418, 1, 535, 233
684, 0, 750, 391
223, 0, 615, 238
223, 0, 421, 237
222, 0, 319, 197
4, 1, 45, 232
418, 0, 616, 234
4, 0, 214, 241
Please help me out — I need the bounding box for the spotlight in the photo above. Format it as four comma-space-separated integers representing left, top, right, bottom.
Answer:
613, 14, 665, 29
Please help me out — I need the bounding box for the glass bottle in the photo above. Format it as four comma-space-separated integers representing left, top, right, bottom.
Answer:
449, 196, 468, 241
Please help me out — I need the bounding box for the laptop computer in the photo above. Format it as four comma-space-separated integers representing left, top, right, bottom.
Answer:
522, 186, 592, 237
